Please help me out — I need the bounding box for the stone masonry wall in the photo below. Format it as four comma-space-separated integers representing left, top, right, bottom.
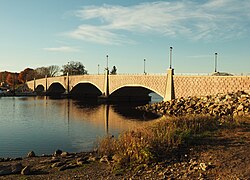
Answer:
109, 75, 167, 97
174, 75, 250, 98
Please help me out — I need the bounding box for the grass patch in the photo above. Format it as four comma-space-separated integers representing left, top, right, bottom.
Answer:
97, 114, 247, 171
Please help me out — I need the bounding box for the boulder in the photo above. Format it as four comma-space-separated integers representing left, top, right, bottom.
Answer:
61, 152, 69, 157
27, 151, 36, 158
54, 149, 63, 156
0, 163, 23, 176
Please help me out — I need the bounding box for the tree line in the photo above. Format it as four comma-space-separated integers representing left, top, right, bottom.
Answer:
0, 61, 117, 87
0, 61, 87, 87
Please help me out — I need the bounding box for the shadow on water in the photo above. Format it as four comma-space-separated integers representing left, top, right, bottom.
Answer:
48, 92, 163, 121
73, 100, 161, 121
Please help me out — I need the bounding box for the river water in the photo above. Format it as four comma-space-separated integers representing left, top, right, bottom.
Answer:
0, 95, 162, 158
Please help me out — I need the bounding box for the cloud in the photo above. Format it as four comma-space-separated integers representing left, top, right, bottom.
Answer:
44, 46, 79, 52
66, 0, 250, 44
68, 25, 135, 45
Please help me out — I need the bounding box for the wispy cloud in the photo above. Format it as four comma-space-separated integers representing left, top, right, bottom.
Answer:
66, 0, 250, 45
43, 46, 79, 52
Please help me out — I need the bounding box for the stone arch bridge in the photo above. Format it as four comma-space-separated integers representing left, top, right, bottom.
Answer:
26, 69, 250, 102
26, 69, 171, 102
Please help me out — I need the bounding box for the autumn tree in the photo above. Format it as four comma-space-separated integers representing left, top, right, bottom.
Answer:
6, 73, 19, 86
18, 68, 35, 83
61, 61, 88, 75
0, 71, 9, 83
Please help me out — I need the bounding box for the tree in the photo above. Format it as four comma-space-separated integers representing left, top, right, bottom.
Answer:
47, 65, 60, 77
18, 68, 35, 83
0, 71, 9, 83
34, 65, 60, 79
6, 73, 18, 86
61, 61, 88, 75
110, 66, 117, 75
34, 67, 50, 79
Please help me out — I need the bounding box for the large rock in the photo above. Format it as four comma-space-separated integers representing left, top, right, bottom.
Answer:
27, 151, 36, 158
54, 149, 63, 156
0, 163, 23, 176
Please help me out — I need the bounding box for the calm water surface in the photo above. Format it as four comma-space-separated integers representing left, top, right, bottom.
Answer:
0, 96, 161, 158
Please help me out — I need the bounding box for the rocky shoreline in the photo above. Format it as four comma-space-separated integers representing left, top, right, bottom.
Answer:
0, 150, 99, 176
138, 90, 249, 117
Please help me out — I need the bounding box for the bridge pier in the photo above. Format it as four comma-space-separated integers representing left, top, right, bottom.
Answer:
104, 69, 109, 97
45, 75, 48, 93
164, 68, 175, 101
66, 72, 69, 94
33, 78, 36, 91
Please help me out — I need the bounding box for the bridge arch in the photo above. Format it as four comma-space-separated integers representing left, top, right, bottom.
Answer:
35, 84, 45, 92
70, 82, 102, 99
109, 84, 163, 102
47, 82, 66, 96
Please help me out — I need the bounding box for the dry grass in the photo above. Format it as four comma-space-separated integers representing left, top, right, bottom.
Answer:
98, 114, 223, 169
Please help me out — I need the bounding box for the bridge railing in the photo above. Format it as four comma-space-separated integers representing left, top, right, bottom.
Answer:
174, 72, 250, 76
112, 73, 167, 76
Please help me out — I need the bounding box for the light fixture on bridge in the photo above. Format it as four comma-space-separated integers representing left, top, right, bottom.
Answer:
106, 55, 109, 70
169, 47, 173, 69
214, 52, 218, 72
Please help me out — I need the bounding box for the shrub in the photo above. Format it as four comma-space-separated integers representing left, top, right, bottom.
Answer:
98, 114, 227, 170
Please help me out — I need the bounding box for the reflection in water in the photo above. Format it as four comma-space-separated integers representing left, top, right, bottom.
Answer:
105, 104, 109, 134
0, 97, 160, 158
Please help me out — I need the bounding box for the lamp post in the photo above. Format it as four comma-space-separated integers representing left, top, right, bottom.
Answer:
98, 64, 100, 75
144, 59, 146, 75
214, 53, 218, 72
106, 55, 109, 70
67, 61, 70, 75
169, 47, 173, 69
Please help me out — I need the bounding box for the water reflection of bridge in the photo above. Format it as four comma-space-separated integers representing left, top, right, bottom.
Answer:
56, 98, 159, 134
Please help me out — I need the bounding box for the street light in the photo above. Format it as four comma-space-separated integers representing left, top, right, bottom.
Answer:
214, 53, 218, 72
106, 55, 109, 70
144, 59, 146, 75
169, 47, 173, 69
98, 64, 100, 75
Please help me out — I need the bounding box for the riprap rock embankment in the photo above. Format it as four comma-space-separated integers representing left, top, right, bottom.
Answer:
138, 91, 249, 117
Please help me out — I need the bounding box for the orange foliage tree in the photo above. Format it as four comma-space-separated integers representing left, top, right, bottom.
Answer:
6, 73, 19, 86
18, 68, 35, 83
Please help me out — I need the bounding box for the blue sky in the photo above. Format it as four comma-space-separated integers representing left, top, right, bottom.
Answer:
0, 0, 249, 74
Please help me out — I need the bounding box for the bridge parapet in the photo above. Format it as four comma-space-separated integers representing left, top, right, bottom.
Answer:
174, 75, 250, 98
